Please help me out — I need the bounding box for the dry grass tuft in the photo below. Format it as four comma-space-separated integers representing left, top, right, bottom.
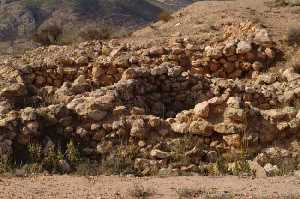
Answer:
128, 184, 154, 199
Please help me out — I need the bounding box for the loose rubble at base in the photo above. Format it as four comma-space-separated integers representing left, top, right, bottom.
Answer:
1, 21, 300, 177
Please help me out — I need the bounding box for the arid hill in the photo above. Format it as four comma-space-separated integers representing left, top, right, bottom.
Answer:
0, 0, 192, 55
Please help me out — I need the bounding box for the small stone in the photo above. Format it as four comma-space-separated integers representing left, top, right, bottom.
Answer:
168, 66, 183, 77
264, 163, 279, 176
158, 168, 179, 176
223, 134, 241, 147
248, 160, 267, 178
130, 119, 146, 138
294, 170, 300, 178
58, 160, 71, 173
207, 151, 218, 163
214, 122, 245, 134
138, 140, 146, 147
73, 75, 87, 85
188, 120, 212, 136
227, 97, 241, 108
150, 65, 168, 76
254, 29, 273, 47
76, 127, 88, 137
149, 47, 165, 56
194, 101, 209, 118
26, 121, 39, 133
252, 61, 264, 71
35, 76, 46, 85
148, 117, 161, 128
150, 149, 170, 159
130, 107, 145, 115
91, 123, 101, 131
171, 122, 189, 134
76, 56, 89, 65
236, 41, 252, 54
204, 46, 223, 58
88, 110, 107, 121
15, 168, 26, 177
21, 108, 37, 121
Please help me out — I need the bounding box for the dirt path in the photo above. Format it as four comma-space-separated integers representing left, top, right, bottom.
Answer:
1, 175, 300, 199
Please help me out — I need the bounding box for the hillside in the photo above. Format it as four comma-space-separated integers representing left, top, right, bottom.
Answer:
1, 0, 300, 198
0, 0, 191, 55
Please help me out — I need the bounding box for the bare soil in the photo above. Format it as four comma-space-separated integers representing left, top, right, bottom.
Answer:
1, 175, 300, 199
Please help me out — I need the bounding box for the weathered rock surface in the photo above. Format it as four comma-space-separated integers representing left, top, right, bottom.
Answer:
1, 23, 300, 176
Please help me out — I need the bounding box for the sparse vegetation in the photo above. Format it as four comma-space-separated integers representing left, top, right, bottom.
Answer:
32, 24, 63, 46
100, 144, 139, 175
128, 184, 154, 199
65, 140, 81, 166
176, 187, 204, 199
79, 25, 113, 41
0, 156, 12, 174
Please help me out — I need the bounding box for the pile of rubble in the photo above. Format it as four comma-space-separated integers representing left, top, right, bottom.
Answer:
1, 22, 300, 176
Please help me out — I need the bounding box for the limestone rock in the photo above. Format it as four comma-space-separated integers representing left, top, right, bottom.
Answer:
194, 101, 209, 118
150, 149, 170, 159
188, 120, 212, 136
236, 41, 252, 54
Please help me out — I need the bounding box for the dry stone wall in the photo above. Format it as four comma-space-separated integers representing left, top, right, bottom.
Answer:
1, 22, 300, 176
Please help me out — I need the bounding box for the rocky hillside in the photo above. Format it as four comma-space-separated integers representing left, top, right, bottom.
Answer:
0, 0, 300, 178
0, 0, 191, 55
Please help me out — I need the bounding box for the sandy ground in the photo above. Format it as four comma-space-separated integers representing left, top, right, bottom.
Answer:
1, 175, 300, 199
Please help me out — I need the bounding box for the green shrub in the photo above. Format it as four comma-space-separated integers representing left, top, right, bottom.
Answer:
79, 25, 112, 41
33, 24, 62, 46
24, 163, 43, 175
27, 143, 42, 163
42, 145, 63, 173
0, 156, 12, 174
65, 140, 81, 165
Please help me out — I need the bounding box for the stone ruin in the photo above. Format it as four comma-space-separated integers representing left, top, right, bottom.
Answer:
1, 22, 300, 176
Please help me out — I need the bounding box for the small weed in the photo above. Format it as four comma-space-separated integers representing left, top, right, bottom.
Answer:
231, 159, 251, 176
33, 24, 63, 46
42, 145, 64, 173
24, 163, 43, 175
79, 25, 112, 41
99, 144, 139, 175
27, 143, 42, 163
170, 135, 203, 165
65, 140, 81, 166
203, 193, 235, 199
75, 160, 100, 176
176, 187, 204, 199
0, 156, 12, 174
128, 184, 154, 199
